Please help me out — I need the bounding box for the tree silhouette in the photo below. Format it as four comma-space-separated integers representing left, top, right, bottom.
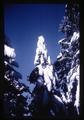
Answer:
4, 36, 29, 119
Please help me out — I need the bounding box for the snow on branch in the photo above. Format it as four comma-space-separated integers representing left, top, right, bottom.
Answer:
34, 35, 56, 92
4, 44, 16, 58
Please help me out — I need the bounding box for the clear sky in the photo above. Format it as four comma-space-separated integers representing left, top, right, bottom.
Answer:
4, 4, 65, 85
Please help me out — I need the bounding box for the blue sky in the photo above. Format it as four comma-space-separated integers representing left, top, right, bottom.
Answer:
4, 4, 65, 85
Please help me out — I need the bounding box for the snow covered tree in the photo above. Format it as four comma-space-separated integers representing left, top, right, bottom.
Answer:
27, 3, 80, 119
34, 35, 56, 92
4, 36, 29, 119
54, 3, 80, 117
27, 36, 62, 118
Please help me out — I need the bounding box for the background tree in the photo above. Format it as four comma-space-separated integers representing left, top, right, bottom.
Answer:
27, 36, 58, 118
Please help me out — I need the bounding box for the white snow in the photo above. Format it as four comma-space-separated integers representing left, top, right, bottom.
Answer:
67, 65, 79, 82
34, 35, 56, 92
74, 65, 80, 114
4, 75, 10, 81
43, 65, 55, 91
74, 50, 79, 58
58, 38, 71, 48
54, 94, 63, 103
37, 64, 44, 76
4, 45, 16, 58
47, 56, 51, 65
71, 32, 79, 43
58, 38, 65, 44
37, 62, 56, 92
34, 36, 48, 65
33, 31, 80, 114
4, 61, 8, 65
57, 29, 80, 115
57, 52, 62, 59
66, 64, 80, 110
61, 93, 68, 103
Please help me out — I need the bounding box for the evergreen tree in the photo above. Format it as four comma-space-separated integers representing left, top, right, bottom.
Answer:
4, 36, 29, 119
27, 3, 80, 118
34, 35, 56, 91
54, 3, 80, 117
27, 36, 58, 118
